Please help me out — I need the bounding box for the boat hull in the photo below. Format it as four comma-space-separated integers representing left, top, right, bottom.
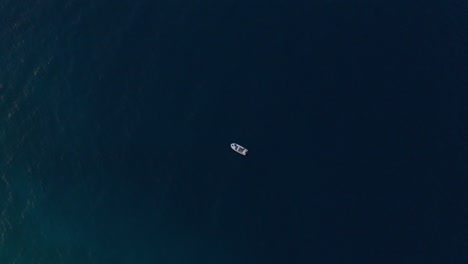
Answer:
230, 143, 248, 156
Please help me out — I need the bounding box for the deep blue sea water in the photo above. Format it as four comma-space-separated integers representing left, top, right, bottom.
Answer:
0, 0, 466, 263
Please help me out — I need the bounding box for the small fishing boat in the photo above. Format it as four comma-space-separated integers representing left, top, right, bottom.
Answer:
230, 143, 248, 156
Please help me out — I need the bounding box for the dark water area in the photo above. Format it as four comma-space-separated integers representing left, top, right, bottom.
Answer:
0, 0, 466, 263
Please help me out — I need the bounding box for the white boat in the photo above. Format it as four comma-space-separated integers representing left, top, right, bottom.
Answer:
230, 143, 248, 156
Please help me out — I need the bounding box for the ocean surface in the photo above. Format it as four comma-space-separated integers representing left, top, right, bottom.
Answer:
0, 0, 466, 263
